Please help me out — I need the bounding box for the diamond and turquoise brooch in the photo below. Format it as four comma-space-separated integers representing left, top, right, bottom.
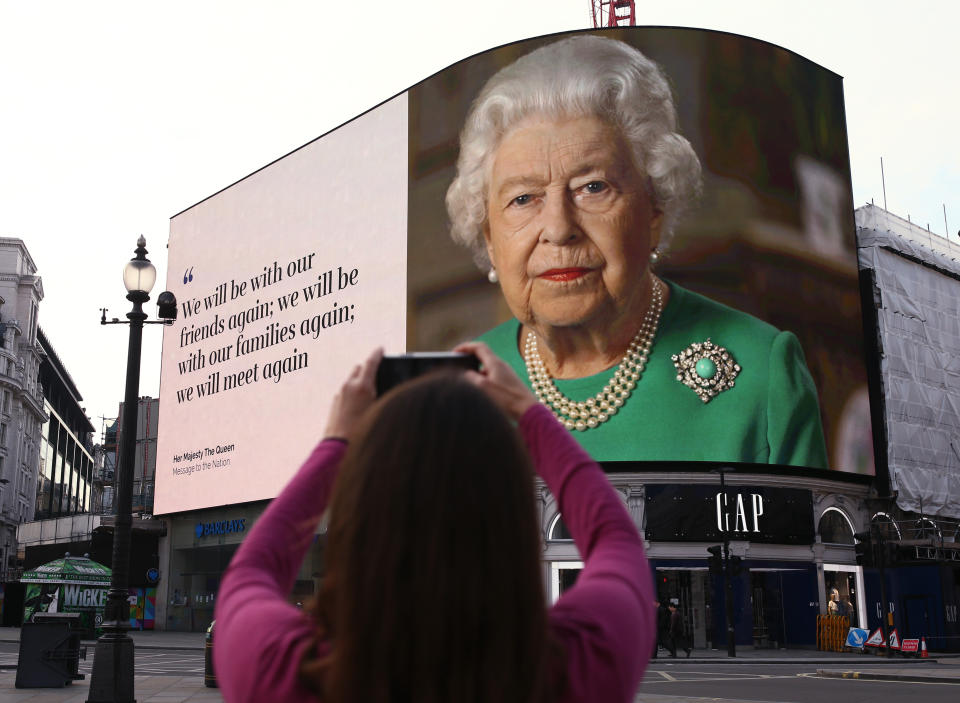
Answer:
672, 339, 740, 403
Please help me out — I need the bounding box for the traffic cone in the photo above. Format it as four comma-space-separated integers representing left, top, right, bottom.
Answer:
921, 637, 929, 658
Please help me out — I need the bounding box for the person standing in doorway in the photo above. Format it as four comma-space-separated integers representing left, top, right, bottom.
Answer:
668, 600, 691, 658
652, 599, 670, 658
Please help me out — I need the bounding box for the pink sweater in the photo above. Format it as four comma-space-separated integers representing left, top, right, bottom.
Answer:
213, 404, 654, 702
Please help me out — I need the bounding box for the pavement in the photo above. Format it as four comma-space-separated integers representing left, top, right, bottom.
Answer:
0, 626, 957, 701
0, 675, 222, 702
0, 627, 207, 652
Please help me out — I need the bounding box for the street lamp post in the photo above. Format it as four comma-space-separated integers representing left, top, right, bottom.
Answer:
719, 468, 736, 658
87, 237, 175, 703
710, 466, 737, 658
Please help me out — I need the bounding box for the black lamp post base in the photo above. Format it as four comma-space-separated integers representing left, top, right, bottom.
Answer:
86, 633, 136, 703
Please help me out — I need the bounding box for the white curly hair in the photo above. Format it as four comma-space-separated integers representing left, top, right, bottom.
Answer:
445, 34, 702, 269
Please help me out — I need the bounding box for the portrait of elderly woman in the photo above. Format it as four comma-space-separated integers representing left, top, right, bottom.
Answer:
408, 30, 865, 470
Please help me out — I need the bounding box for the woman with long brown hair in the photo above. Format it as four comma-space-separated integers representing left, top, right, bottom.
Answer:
213, 343, 654, 702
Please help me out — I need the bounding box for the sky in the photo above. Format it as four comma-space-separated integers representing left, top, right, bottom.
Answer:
1, 0, 958, 437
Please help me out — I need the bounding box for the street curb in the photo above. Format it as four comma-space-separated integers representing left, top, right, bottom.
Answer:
816, 668, 960, 684
4, 637, 947, 660
652, 657, 941, 665
91, 644, 204, 651
0, 638, 203, 652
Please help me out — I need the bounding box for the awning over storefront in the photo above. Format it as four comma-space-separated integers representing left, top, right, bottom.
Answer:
20, 554, 111, 587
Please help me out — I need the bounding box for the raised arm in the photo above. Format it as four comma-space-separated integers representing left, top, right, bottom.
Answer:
213, 348, 382, 703
521, 404, 653, 702
457, 341, 654, 703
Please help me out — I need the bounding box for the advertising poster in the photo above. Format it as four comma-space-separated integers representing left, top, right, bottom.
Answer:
157, 96, 408, 514
156, 28, 873, 516
407, 28, 870, 473
20, 555, 111, 635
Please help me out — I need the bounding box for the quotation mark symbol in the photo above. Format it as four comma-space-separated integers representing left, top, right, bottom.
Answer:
183, 267, 194, 285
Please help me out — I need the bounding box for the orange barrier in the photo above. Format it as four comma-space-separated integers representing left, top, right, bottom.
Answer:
816, 614, 850, 652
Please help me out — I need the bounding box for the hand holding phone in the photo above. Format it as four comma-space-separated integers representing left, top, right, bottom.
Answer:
455, 341, 538, 421
324, 347, 383, 439
375, 352, 480, 396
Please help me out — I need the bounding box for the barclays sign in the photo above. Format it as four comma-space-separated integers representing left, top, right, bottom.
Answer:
195, 518, 246, 539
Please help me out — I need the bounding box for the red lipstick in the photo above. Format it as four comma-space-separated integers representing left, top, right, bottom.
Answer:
540, 268, 591, 282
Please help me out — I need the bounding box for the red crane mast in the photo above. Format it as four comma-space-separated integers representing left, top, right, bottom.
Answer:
590, 0, 636, 28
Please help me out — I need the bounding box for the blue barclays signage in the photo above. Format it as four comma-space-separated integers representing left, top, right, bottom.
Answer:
195, 518, 246, 539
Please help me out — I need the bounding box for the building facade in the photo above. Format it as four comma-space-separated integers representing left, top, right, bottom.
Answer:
35, 327, 96, 520
92, 419, 117, 515
0, 238, 45, 583
115, 398, 159, 516
852, 204, 960, 650
17, 385, 162, 628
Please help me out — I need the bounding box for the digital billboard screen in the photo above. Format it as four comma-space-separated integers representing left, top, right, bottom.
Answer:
156, 28, 873, 515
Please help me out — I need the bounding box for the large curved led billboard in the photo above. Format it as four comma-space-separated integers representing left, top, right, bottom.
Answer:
156, 28, 874, 515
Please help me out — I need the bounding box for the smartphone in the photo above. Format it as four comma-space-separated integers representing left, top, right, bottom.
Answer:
375, 352, 480, 396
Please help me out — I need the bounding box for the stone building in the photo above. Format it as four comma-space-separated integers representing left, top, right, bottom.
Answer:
0, 238, 45, 582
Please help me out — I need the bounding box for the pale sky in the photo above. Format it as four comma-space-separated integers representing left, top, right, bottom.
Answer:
1, 0, 957, 435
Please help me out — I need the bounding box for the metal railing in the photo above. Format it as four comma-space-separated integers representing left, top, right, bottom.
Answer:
871, 514, 960, 563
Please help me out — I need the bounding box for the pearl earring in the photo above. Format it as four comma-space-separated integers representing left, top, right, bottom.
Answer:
649, 249, 660, 265
488, 269, 499, 283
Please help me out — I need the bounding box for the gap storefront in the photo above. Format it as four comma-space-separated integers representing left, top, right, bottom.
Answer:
541, 472, 871, 650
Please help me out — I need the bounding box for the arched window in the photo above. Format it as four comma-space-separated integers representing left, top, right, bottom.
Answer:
910, 517, 940, 541
870, 512, 901, 540
819, 508, 854, 545
548, 514, 573, 541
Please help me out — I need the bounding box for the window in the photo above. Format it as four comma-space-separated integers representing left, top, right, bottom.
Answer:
818, 509, 854, 545
909, 517, 941, 541
870, 512, 902, 541
548, 514, 573, 541
824, 568, 859, 627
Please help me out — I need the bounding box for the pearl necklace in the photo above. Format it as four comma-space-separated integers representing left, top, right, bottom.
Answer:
523, 279, 664, 432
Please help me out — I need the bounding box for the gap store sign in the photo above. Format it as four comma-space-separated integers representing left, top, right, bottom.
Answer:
645, 485, 814, 544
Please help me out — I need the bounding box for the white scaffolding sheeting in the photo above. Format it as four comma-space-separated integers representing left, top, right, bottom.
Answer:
857, 219, 960, 518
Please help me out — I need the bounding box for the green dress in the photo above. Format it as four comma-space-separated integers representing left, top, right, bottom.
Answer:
479, 281, 828, 467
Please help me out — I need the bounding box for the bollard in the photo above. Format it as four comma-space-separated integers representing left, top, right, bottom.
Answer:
204, 621, 218, 688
